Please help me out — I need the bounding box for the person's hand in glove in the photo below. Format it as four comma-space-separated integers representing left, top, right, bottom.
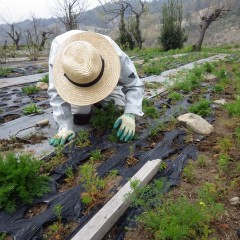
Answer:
49, 128, 76, 146
113, 113, 135, 142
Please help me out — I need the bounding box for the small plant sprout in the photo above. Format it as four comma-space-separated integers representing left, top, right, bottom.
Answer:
75, 130, 91, 147
168, 91, 183, 101
64, 167, 75, 187
22, 85, 40, 94
23, 103, 42, 115
79, 162, 106, 207
218, 154, 231, 172
197, 154, 208, 168
39, 74, 49, 83
108, 169, 119, 177
142, 98, 160, 119
159, 161, 167, 171
183, 163, 196, 183
53, 204, 63, 223
90, 149, 102, 162
217, 137, 233, 154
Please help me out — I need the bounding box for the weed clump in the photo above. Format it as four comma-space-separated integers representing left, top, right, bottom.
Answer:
39, 74, 49, 83
23, 103, 42, 115
188, 99, 212, 117
22, 85, 40, 94
224, 98, 240, 116
0, 153, 50, 213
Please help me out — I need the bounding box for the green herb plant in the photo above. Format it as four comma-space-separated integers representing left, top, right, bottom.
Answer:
23, 103, 42, 115
0, 67, 11, 77
182, 162, 196, 183
75, 130, 91, 147
90, 149, 102, 162
22, 85, 40, 94
43, 204, 71, 240
39, 74, 49, 83
142, 98, 159, 119
0, 152, 50, 213
188, 99, 212, 117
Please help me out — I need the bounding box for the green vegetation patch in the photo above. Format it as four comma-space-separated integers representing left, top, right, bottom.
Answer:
0, 152, 50, 213
188, 99, 212, 117
23, 103, 42, 115
22, 85, 40, 94
142, 98, 160, 119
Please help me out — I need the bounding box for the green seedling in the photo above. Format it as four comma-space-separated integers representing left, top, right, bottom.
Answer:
22, 85, 40, 94
212, 84, 224, 93
197, 154, 208, 168
75, 130, 90, 147
145, 82, 163, 89
23, 103, 42, 115
168, 91, 183, 101
0, 152, 50, 213
159, 161, 167, 171
90, 149, 102, 162
64, 167, 75, 186
188, 99, 212, 117
224, 97, 240, 116
142, 98, 159, 119
149, 122, 165, 138
217, 137, 233, 154
203, 62, 214, 73
79, 162, 106, 206
108, 169, 119, 177
183, 163, 196, 183
108, 129, 119, 143
39, 74, 49, 83
43, 204, 71, 240
218, 154, 231, 172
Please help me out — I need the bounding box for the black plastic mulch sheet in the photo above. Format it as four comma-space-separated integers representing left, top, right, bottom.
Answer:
0, 95, 206, 240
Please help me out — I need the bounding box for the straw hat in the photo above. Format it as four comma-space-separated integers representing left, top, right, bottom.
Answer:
53, 32, 120, 106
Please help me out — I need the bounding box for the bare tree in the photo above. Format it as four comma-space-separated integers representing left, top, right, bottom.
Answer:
50, 0, 88, 30
193, 0, 236, 51
1, 17, 22, 50
24, 16, 54, 60
98, 0, 136, 49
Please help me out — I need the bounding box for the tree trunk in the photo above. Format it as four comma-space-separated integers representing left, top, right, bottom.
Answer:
195, 21, 210, 51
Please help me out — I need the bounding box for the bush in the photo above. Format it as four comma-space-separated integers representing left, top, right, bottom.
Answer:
0, 153, 50, 213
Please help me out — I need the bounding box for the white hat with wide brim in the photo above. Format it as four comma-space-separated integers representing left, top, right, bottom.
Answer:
53, 32, 120, 106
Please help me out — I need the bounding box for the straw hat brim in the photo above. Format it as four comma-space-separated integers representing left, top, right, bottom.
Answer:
53, 32, 121, 106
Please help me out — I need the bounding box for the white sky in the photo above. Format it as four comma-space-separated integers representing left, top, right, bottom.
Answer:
0, 0, 100, 23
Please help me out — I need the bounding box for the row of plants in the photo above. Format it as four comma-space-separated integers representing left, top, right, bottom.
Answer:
122, 55, 240, 239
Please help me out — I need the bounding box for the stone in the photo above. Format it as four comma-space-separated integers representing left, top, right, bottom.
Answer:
213, 99, 227, 105
36, 82, 48, 90
177, 113, 214, 135
229, 197, 240, 206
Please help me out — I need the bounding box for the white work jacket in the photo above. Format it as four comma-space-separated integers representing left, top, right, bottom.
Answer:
48, 30, 144, 131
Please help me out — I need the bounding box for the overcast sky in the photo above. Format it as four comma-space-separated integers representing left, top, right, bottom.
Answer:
0, 0, 100, 23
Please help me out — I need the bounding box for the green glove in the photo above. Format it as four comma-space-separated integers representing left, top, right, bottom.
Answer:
113, 113, 135, 142
49, 128, 75, 147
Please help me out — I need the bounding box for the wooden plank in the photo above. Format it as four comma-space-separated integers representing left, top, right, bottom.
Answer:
71, 159, 162, 240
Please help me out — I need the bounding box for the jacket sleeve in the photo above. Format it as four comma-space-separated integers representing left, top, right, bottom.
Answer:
47, 38, 74, 131
109, 39, 144, 116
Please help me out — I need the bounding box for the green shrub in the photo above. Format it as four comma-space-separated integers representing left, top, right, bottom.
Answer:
90, 149, 102, 161
22, 85, 40, 94
218, 154, 231, 172
188, 99, 212, 117
0, 153, 50, 213
23, 103, 42, 115
90, 100, 122, 129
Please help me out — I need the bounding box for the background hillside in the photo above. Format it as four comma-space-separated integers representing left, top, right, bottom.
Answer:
0, 0, 240, 48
